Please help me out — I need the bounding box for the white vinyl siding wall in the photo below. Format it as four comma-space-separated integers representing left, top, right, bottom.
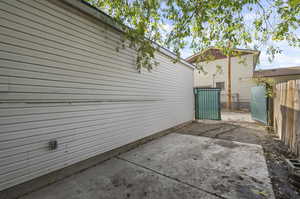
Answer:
0, 0, 194, 191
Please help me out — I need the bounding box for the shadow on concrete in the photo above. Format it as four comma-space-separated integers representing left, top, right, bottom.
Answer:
178, 121, 265, 145
178, 120, 300, 199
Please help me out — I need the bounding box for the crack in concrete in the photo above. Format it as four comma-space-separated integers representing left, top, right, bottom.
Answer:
116, 156, 228, 199
180, 124, 227, 136
214, 127, 240, 138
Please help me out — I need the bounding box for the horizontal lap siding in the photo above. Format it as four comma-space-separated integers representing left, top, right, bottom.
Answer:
0, 0, 194, 191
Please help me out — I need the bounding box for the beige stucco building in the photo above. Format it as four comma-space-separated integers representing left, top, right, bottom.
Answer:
186, 48, 260, 110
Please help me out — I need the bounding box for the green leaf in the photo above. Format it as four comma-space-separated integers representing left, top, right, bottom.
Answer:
84, 0, 300, 71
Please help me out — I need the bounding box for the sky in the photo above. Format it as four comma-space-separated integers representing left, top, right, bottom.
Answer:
96, 0, 300, 70
180, 41, 300, 70
256, 43, 300, 70
178, 1, 300, 70
179, 26, 300, 70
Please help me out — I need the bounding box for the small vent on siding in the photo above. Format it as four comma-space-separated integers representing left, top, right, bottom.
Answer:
48, 140, 58, 150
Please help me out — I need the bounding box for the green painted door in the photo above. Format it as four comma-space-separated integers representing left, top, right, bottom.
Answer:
194, 88, 221, 120
251, 86, 268, 124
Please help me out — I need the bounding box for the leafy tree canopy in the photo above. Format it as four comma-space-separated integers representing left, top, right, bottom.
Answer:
85, 0, 300, 71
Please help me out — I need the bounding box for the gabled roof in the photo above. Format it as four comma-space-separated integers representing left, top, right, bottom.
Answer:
253, 66, 300, 78
185, 47, 260, 63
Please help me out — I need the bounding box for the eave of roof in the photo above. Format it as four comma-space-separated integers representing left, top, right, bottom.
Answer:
253, 66, 300, 78
186, 47, 260, 64
60, 0, 195, 69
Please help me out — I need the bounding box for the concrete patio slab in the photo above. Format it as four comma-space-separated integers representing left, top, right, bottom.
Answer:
221, 111, 254, 123
19, 132, 275, 199
120, 133, 275, 199
20, 158, 218, 199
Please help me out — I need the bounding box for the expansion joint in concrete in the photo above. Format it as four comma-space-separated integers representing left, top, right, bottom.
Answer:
214, 127, 240, 138
200, 127, 225, 135
182, 125, 226, 136
115, 156, 228, 199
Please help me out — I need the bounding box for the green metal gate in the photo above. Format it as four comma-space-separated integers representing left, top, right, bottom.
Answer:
251, 86, 268, 124
194, 88, 221, 120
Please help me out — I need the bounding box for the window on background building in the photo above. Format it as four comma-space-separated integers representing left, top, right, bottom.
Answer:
216, 82, 225, 90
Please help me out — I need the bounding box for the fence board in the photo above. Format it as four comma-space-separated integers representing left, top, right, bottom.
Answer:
274, 80, 300, 156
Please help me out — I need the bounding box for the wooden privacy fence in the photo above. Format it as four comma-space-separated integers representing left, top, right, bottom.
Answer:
273, 80, 300, 156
